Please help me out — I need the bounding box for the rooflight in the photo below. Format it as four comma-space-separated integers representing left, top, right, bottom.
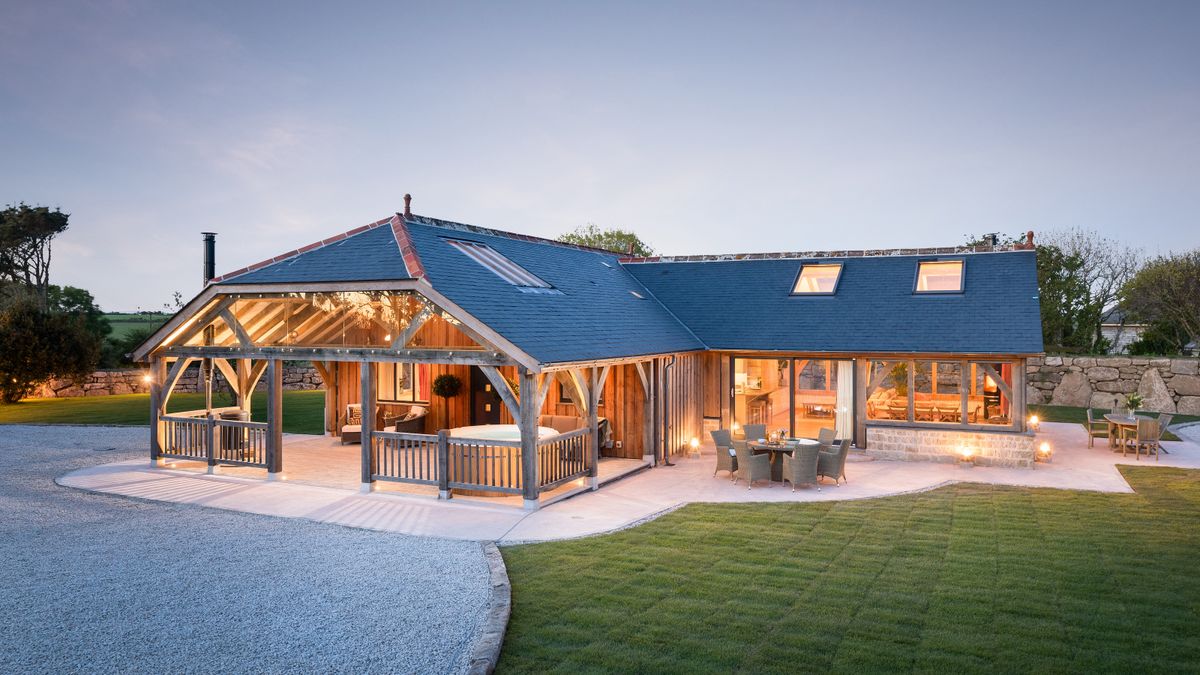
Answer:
792, 263, 842, 294
629, 290, 645, 299
915, 260, 965, 293
446, 239, 552, 289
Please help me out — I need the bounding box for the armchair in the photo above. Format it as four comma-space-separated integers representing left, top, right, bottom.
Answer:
711, 429, 737, 479
734, 441, 771, 489
817, 439, 850, 486
782, 444, 820, 492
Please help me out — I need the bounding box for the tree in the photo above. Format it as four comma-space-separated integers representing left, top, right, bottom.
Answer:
559, 223, 655, 256
48, 285, 111, 342
1035, 244, 1098, 353
0, 300, 101, 403
1126, 320, 1191, 356
431, 373, 463, 428
1121, 251, 1200, 352
1040, 228, 1140, 350
0, 203, 70, 309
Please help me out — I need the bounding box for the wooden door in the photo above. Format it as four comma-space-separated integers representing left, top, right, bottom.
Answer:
470, 367, 503, 425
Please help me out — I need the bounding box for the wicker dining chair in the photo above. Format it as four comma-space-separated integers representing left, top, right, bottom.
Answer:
817, 427, 836, 446
733, 441, 772, 489
711, 429, 737, 479
1085, 408, 1109, 448
817, 439, 851, 485
742, 424, 767, 442
782, 444, 821, 492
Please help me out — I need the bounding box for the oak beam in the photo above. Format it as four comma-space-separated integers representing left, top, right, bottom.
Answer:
479, 366, 520, 420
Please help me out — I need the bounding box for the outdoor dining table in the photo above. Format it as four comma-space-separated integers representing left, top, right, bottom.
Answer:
1103, 413, 1168, 454
749, 438, 821, 481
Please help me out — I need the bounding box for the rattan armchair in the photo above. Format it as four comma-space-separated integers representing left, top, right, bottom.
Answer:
817, 427, 836, 446
742, 424, 767, 442
782, 444, 820, 492
817, 439, 850, 486
734, 441, 772, 489
711, 429, 737, 479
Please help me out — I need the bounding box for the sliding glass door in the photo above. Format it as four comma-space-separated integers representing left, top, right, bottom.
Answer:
733, 357, 854, 440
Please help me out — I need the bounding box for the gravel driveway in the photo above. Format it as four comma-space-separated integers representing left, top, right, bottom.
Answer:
0, 425, 491, 674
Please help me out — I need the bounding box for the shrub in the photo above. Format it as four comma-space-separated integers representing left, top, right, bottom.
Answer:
0, 300, 101, 403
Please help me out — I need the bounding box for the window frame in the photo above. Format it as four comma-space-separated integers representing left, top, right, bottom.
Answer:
865, 357, 1022, 432
445, 238, 555, 290
790, 262, 844, 296
913, 259, 966, 294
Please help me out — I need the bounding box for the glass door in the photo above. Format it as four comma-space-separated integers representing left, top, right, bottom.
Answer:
734, 357, 855, 441
732, 358, 791, 438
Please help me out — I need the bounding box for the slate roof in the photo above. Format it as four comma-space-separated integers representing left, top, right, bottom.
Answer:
213, 213, 1043, 362
401, 218, 705, 364
624, 251, 1044, 355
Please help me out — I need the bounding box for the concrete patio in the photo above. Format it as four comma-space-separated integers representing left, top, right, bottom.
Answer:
59, 421, 1200, 543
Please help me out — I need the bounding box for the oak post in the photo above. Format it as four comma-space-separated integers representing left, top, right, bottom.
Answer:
437, 429, 451, 499
518, 366, 539, 509
149, 357, 166, 465
266, 359, 284, 477
206, 413, 217, 474
360, 361, 377, 490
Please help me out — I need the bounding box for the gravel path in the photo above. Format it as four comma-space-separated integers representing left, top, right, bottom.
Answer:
0, 425, 491, 674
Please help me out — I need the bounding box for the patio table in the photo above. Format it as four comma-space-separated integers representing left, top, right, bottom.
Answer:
1103, 414, 1167, 454
749, 438, 820, 481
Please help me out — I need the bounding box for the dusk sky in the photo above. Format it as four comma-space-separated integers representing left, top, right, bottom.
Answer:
2, 1, 1197, 311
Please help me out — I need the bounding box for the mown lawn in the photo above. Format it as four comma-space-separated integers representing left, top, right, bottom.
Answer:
499, 467, 1200, 673
0, 391, 326, 435
1028, 404, 1199, 442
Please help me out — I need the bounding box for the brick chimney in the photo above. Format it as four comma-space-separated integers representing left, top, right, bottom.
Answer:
403, 193, 412, 219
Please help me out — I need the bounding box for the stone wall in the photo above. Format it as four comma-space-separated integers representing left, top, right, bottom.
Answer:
1026, 355, 1200, 415
866, 426, 1036, 468
34, 364, 323, 399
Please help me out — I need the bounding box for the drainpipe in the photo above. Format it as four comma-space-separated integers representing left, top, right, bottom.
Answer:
201, 233, 217, 413
662, 355, 676, 466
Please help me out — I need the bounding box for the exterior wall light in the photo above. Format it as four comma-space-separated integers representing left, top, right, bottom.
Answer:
1037, 442, 1053, 463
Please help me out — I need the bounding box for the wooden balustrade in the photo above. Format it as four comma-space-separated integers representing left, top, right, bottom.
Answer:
159, 415, 210, 461
536, 428, 591, 490
373, 431, 441, 486
446, 438, 524, 494
158, 410, 269, 468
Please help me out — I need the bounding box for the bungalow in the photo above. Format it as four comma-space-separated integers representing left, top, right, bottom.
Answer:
134, 197, 1043, 508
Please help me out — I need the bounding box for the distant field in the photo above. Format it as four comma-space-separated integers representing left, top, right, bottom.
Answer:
104, 312, 171, 339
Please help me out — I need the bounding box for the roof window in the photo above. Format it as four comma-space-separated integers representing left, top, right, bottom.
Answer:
915, 260, 964, 293
792, 263, 843, 294
446, 239, 552, 288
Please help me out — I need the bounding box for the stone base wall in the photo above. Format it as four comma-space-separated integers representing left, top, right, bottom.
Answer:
1027, 355, 1200, 415
866, 426, 1036, 468
33, 364, 323, 399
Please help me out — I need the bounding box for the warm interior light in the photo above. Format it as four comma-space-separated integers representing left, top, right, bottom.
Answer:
384, 334, 392, 342
984, 375, 997, 392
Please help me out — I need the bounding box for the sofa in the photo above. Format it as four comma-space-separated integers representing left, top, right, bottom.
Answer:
385, 405, 428, 434
537, 414, 612, 447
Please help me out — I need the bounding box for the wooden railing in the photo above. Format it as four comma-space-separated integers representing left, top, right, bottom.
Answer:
158, 409, 269, 469
537, 428, 591, 490
159, 414, 210, 461
373, 431, 441, 486
370, 428, 592, 496
447, 437, 523, 494
213, 418, 269, 467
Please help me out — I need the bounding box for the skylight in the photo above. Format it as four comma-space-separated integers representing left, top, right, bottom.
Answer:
915, 260, 964, 293
446, 239, 552, 288
792, 263, 843, 294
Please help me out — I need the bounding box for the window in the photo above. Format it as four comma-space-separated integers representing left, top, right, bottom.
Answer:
866, 358, 1020, 429
792, 263, 843, 294
915, 260, 964, 293
378, 363, 431, 403
446, 239, 552, 288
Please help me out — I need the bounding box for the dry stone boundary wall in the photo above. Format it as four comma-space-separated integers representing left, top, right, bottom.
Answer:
34, 364, 323, 399
1027, 355, 1200, 415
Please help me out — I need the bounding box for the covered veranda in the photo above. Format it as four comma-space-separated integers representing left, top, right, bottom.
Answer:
134, 282, 689, 510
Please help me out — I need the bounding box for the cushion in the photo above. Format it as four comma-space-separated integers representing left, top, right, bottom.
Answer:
341, 424, 362, 433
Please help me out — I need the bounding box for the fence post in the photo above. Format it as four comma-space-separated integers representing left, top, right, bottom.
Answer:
149, 357, 166, 467
206, 413, 217, 475
437, 430, 451, 500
